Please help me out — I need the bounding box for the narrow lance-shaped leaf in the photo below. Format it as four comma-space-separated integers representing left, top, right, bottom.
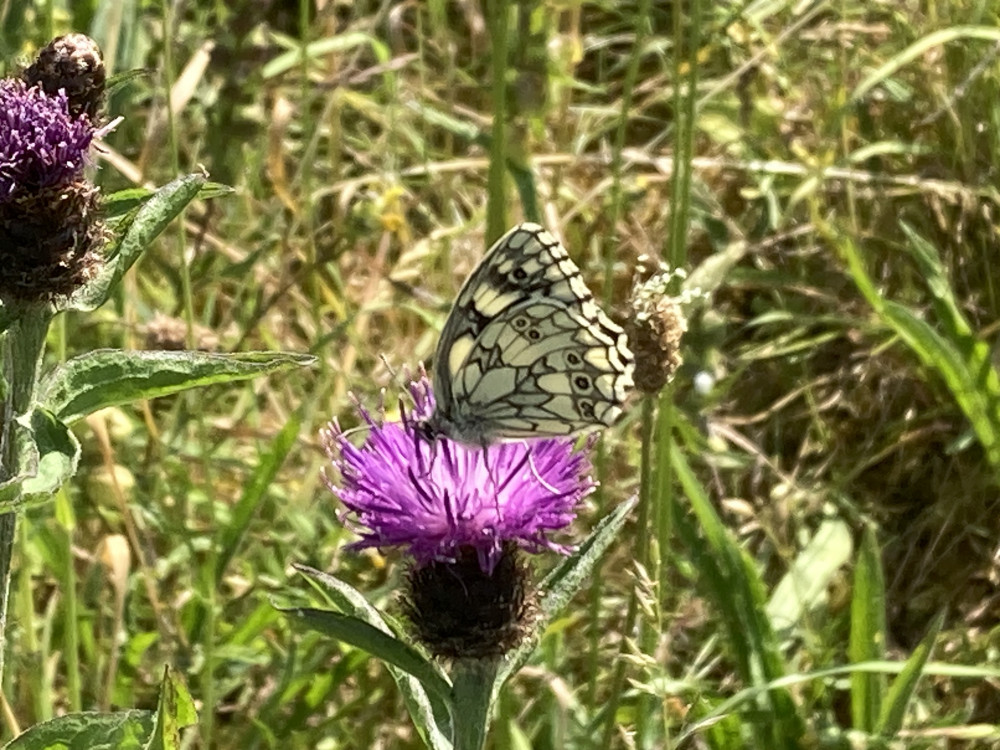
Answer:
876, 611, 944, 737
144, 666, 198, 750
839, 235, 1000, 474
38, 349, 316, 425
67, 172, 207, 312
284, 607, 449, 698
850, 526, 887, 732
497, 495, 638, 687
215, 409, 303, 586
766, 518, 853, 632
672, 444, 804, 746
290, 565, 453, 750
102, 181, 231, 221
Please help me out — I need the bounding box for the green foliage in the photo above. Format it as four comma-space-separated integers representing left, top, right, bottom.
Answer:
38, 349, 314, 425
4, 1, 1000, 748
3, 711, 156, 750
2, 667, 194, 750
850, 527, 887, 732
288, 565, 453, 750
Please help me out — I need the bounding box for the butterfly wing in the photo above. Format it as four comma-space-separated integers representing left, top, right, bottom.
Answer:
429, 223, 633, 444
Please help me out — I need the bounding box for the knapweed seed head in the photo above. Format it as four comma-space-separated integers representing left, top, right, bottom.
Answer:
322, 374, 597, 658
627, 263, 688, 395
21, 34, 106, 123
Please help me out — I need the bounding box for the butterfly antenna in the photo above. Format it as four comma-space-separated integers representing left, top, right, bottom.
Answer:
379, 353, 401, 384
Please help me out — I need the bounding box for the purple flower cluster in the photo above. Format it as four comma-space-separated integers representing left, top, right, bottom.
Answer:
0, 79, 94, 203
322, 376, 596, 575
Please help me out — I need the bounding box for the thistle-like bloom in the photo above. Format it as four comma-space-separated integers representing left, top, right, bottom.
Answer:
0, 73, 103, 303
322, 377, 596, 576
0, 79, 94, 202
322, 375, 597, 658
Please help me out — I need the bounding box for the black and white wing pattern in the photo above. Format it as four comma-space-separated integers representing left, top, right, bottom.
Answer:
425, 223, 634, 445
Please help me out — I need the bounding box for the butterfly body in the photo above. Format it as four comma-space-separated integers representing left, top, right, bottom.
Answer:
425, 223, 634, 445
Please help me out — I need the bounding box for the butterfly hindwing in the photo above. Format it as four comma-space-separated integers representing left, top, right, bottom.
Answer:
429, 223, 634, 444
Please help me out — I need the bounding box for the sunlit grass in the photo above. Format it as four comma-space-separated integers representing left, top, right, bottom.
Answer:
3, 1, 1000, 748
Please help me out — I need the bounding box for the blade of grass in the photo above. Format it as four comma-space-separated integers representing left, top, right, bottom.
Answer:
838, 234, 1000, 477
485, 0, 509, 241
876, 611, 945, 737
671, 444, 803, 746
849, 526, 886, 732
851, 26, 1000, 103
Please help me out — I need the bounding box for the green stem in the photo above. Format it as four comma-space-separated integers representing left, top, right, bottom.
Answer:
486, 0, 510, 241
604, 0, 651, 295
0, 305, 53, 684
596, 398, 657, 748
51, 309, 81, 710
667, 0, 701, 270
200, 552, 217, 744
451, 658, 499, 750
0, 512, 16, 686
55, 487, 81, 710
655, 386, 677, 588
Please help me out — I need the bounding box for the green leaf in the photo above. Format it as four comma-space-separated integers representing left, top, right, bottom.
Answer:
287, 608, 443, 691
290, 565, 453, 750
672, 445, 804, 746
102, 187, 155, 219
215, 409, 303, 584
143, 666, 197, 750
876, 611, 944, 737
38, 349, 316, 425
19, 408, 80, 500
2, 710, 155, 750
67, 173, 207, 312
849, 526, 886, 732
103, 183, 231, 221
262, 32, 388, 79
840, 235, 1000, 475
683, 237, 748, 303
497, 496, 638, 687
898, 223, 973, 338
850, 26, 1000, 103
539, 496, 638, 617
0, 419, 38, 511
766, 518, 853, 632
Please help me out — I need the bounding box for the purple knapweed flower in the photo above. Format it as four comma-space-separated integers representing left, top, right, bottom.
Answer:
321, 376, 596, 576
0, 79, 94, 203
0, 36, 107, 305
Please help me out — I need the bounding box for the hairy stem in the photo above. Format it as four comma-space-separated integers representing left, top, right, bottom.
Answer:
0, 305, 53, 683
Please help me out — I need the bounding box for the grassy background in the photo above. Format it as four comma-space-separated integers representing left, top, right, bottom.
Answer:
3, 0, 1000, 747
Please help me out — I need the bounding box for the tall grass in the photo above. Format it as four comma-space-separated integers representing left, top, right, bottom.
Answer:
4, 1, 1000, 748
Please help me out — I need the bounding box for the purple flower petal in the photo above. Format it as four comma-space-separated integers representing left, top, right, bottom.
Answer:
322, 376, 596, 574
0, 79, 94, 203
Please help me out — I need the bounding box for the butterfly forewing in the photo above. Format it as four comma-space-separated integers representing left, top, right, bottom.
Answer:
429, 223, 634, 444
